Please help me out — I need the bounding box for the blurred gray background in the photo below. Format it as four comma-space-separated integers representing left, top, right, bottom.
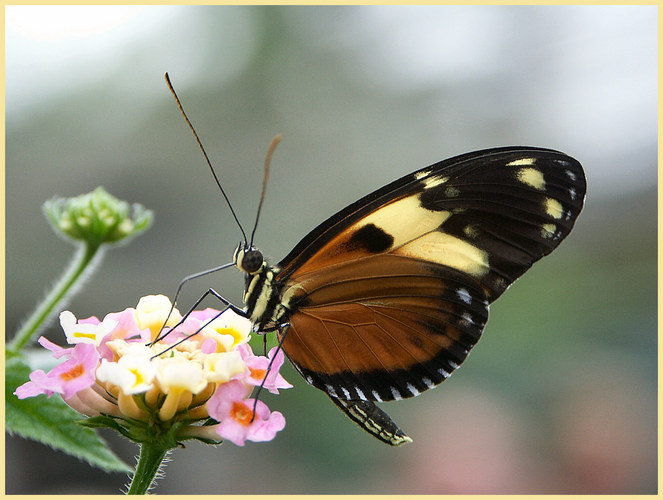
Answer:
6, 5, 657, 494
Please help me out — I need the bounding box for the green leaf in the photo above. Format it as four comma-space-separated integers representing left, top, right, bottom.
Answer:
5, 356, 131, 473
80, 415, 142, 442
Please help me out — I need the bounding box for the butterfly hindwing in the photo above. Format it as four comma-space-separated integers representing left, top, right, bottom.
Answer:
279, 256, 488, 402
275, 147, 585, 406
328, 395, 412, 446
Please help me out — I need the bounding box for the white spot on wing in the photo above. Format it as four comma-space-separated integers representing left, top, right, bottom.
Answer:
372, 390, 383, 402
395, 231, 490, 278
326, 384, 338, 398
507, 158, 536, 167
463, 224, 479, 238
341, 386, 351, 399
353, 196, 451, 249
516, 167, 546, 190
422, 377, 435, 389
391, 387, 403, 400
541, 223, 556, 239
414, 168, 432, 180
422, 175, 448, 190
544, 197, 564, 219
355, 386, 366, 400
457, 288, 472, 304
460, 312, 474, 326
444, 186, 460, 197
406, 383, 420, 397
569, 187, 577, 200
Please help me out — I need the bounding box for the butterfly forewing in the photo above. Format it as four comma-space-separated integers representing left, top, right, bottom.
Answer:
414, 149, 586, 299
274, 147, 586, 403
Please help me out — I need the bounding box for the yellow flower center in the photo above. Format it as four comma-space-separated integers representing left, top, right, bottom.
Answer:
73, 330, 97, 341
129, 368, 145, 387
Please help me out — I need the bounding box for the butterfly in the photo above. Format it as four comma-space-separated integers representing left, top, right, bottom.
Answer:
234, 146, 586, 446
164, 74, 586, 446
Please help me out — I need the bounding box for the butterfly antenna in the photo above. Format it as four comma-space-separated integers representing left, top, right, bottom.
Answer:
249, 134, 281, 247
164, 72, 248, 244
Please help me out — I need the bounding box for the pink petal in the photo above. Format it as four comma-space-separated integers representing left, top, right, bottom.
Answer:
216, 419, 249, 446
180, 316, 205, 337
248, 410, 286, 442
211, 395, 285, 446
200, 338, 217, 354
189, 308, 223, 323
267, 347, 285, 370
49, 343, 99, 399
264, 348, 293, 393
237, 343, 254, 360
242, 347, 293, 394
14, 370, 60, 399
206, 380, 251, 420
104, 308, 147, 341
64, 387, 121, 417
38, 336, 72, 359
78, 315, 101, 325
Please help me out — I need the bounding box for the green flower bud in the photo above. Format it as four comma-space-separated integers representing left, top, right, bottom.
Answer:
43, 187, 152, 247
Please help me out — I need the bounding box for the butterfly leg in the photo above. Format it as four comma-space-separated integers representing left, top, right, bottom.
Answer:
151, 304, 233, 356
152, 286, 247, 344
154, 262, 239, 341
249, 322, 291, 420
328, 396, 412, 446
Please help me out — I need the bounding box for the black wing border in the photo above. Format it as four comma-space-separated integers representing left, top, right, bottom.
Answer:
277, 146, 583, 281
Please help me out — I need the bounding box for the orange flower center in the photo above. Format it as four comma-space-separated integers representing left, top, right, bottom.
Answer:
249, 367, 267, 380
61, 363, 84, 381
231, 401, 254, 426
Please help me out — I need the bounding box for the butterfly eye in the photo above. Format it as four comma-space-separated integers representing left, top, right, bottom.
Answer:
241, 249, 264, 274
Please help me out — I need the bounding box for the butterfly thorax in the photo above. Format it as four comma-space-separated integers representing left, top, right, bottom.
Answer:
234, 242, 289, 332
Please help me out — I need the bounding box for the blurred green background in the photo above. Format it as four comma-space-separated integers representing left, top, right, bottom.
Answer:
6, 5, 657, 494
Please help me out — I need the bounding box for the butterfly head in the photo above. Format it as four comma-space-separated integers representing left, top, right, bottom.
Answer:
233, 242, 264, 274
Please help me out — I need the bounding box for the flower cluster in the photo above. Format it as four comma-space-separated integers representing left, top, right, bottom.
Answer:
15, 295, 291, 446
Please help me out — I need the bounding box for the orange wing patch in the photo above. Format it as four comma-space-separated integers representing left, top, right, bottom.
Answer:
278, 254, 488, 402
284, 194, 452, 277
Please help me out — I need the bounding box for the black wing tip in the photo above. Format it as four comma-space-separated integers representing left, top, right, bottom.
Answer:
328, 396, 413, 446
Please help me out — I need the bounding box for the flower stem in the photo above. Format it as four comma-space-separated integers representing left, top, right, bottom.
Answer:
8, 242, 104, 354
127, 443, 169, 495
